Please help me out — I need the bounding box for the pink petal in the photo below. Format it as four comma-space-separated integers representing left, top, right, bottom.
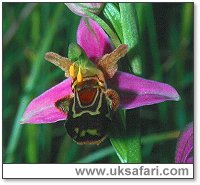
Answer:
65, 3, 104, 17
21, 78, 73, 124
77, 17, 112, 62
108, 71, 180, 109
175, 123, 194, 163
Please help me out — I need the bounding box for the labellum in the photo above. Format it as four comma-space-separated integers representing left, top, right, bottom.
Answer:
45, 43, 128, 145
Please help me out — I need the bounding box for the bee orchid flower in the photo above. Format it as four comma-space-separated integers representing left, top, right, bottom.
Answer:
21, 18, 180, 145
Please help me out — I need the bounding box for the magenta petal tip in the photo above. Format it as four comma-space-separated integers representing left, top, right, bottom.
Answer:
109, 71, 180, 109
21, 78, 73, 124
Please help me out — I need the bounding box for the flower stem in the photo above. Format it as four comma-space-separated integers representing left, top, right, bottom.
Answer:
119, 3, 142, 75
119, 3, 142, 163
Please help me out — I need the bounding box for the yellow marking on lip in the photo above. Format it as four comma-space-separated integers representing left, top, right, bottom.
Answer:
74, 127, 79, 134
80, 130, 86, 137
87, 129, 99, 136
79, 129, 99, 137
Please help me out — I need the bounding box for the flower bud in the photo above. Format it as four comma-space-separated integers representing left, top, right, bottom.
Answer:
65, 3, 104, 17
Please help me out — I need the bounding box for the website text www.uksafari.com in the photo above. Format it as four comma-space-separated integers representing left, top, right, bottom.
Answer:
74, 165, 193, 178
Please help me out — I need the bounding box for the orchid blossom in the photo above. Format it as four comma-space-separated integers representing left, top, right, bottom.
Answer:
21, 18, 180, 144
175, 123, 193, 163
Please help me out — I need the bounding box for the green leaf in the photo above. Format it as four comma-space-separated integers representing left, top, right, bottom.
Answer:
109, 3, 142, 164
103, 3, 123, 42
25, 125, 39, 163
110, 136, 141, 163
110, 110, 141, 163
119, 3, 142, 75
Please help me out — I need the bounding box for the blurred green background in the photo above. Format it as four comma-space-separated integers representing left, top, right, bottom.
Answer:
3, 3, 193, 163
